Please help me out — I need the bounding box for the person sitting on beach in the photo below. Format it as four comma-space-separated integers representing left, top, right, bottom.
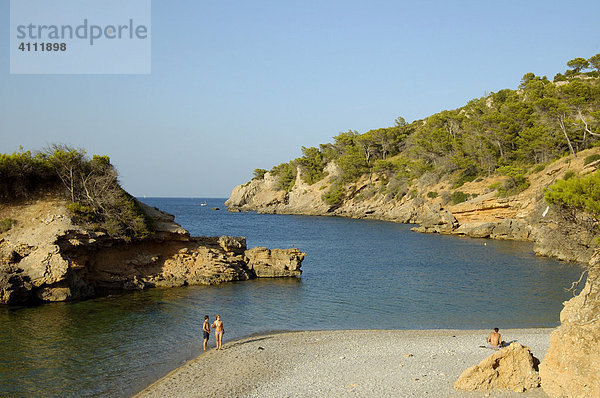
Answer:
487, 327, 505, 349
203, 315, 211, 351
212, 315, 225, 350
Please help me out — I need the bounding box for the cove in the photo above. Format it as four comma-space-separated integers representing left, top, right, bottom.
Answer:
0, 198, 583, 397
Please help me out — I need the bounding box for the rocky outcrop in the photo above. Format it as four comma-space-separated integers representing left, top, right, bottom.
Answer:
454, 343, 541, 393
245, 247, 304, 277
227, 147, 600, 264
539, 252, 600, 398
0, 198, 305, 305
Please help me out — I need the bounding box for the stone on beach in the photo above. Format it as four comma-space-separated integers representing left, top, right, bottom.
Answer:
454, 342, 541, 393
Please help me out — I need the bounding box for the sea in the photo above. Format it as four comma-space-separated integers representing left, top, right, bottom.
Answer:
0, 198, 584, 397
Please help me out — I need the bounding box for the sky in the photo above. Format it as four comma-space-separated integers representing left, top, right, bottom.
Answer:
1, 0, 599, 197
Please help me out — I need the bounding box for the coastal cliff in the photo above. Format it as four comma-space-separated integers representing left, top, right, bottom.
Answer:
226, 147, 600, 264
0, 197, 304, 305
540, 251, 600, 397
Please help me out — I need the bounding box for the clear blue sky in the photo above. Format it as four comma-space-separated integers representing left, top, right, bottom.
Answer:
1, 0, 599, 197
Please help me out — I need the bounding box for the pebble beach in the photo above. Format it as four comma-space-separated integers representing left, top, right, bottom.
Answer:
136, 328, 552, 398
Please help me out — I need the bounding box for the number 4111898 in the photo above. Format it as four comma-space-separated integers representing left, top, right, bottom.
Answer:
18, 42, 67, 52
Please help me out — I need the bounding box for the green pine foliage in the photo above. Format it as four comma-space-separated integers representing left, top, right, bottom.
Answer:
258, 55, 600, 205
451, 191, 470, 205
322, 180, 345, 206
545, 171, 600, 219
0, 146, 153, 239
584, 154, 600, 166
252, 168, 267, 180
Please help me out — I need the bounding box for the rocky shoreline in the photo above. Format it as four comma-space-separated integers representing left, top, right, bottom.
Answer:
226, 148, 600, 265
0, 198, 304, 305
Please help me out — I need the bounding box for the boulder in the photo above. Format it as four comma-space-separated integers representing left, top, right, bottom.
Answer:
0, 270, 33, 304
453, 222, 496, 238
245, 247, 305, 277
454, 343, 541, 393
218, 236, 246, 255
539, 252, 600, 398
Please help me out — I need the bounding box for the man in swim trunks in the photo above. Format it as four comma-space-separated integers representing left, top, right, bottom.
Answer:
203, 315, 210, 351
487, 327, 504, 349
212, 314, 225, 350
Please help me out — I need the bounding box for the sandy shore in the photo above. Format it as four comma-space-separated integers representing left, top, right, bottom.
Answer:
135, 329, 552, 397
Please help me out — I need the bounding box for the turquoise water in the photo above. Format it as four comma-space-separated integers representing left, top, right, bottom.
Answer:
0, 198, 583, 397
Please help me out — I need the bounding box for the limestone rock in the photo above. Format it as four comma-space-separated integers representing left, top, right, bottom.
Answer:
35, 284, 72, 302
245, 247, 305, 277
539, 252, 600, 398
218, 236, 246, 255
0, 198, 305, 305
0, 270, 33, 304
453, 222, 496, 238
226, 149, 600, 264
454, 343, 541, 392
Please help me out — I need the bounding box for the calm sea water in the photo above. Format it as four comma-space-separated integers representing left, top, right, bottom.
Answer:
0, 198, 583, 397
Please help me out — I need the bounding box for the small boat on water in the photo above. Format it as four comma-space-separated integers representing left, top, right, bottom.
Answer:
200, 202, 207, 206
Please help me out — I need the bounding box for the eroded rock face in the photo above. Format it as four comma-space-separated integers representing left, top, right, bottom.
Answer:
226, 148, 600, 264
245, 247, 305, 277
539, 252, 600, 398
0, 199, 305, 305
454, 343, 541, 393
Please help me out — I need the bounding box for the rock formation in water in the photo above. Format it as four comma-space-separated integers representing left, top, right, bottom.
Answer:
0, 198, 304, 305
226, 148, 600, 264
539, 251, 600, 397
454, 343, 541, 393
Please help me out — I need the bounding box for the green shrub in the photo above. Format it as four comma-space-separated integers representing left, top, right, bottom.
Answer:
1, 146, 154, 239
451, 191, 470, 204
322, 182, 345, 206
296, 146, 328, 185
563, 170, 576, 180
496, 165, 528, 178
252, 168, 267, 180
497, 175, 530, 197
584, 154, 600, 166
427, 191, 438, 199
452, 165, 480, 188
0, 151, 56, 201
553, 72, 567, 82
66, 202, 97, 223
271, 162, 297, 191
545, 171, 600, 218
0, 218, 16, 233
488, 182, 502, 191
531, 164, 546, 173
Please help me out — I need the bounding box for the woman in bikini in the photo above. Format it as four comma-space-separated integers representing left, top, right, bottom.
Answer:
212, 315, 225, 350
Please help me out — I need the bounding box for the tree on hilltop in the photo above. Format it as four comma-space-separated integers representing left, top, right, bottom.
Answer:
589, 54, 600, 72
567, 57, 590, 73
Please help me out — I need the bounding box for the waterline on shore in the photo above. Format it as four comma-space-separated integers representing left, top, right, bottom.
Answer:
137, 328, 553, 397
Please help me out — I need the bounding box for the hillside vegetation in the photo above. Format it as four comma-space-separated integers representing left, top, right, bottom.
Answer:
0, 145, 152, 239
256, 55, 600, 222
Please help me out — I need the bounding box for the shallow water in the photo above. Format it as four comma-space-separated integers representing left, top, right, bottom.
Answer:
0, 198, 583, 397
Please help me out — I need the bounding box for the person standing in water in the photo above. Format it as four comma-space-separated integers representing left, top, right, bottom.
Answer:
212, 315, 225, 350
202, 315, 211, 351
